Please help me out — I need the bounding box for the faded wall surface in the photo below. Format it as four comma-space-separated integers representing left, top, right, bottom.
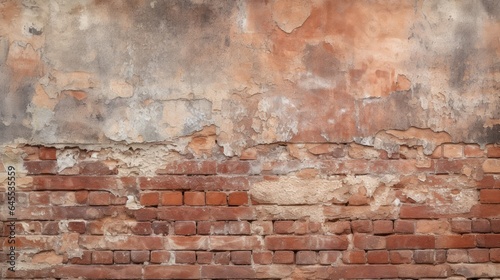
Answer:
0, 0, 499, 153
0, 1, 500, 279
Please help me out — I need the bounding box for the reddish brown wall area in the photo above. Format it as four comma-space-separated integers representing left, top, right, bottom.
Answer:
1, 0, 500, 279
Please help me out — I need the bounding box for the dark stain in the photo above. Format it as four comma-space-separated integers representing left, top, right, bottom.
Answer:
449, 23, 477, 88
28, 26, 42, 35
481, 0, 500, 19
485, 124, 500, 143
225, 35, 230, 47
303, 43, 341, 78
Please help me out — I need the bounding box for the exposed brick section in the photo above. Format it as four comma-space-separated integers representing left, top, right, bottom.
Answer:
273, 251, 294, 264
184, 192, 205, 206
228, 191, 248, 206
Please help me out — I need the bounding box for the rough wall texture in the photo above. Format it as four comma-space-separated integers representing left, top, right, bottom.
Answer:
0, 0, 499, 279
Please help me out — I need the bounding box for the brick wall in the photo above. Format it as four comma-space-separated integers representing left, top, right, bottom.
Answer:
1, 143, 499, 279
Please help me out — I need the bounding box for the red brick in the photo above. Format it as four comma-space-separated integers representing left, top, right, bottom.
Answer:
75, 191, 88, 204
468, 248, 490, 263
253, 251, 273, 264
389, 250, 412, 264
134, 208, 157, 221
150, 250, 170, 264
475, 175, 500, 189
386, 235, 435, 249
414, 250, 437, 264
67, 221, 86, 234
131, 250, 149, 263
210, 206, 256, 220
131, 222, 152, 235
42, 221, 60, 235
29, 192, 50, 204
174, 221, 196, 235
367, 250, 389, 264
447, 249, 468, 263
230, 251, 251, 265
484, 159, 500, 173
274, 221, 295, 234
351, 220, 373, 233
318, 251, 341, 264
88, 191, 111, 206
140, 176, 250, 191
464, 144, 484, 157
160, 191, 183, 206
353, 234, 386, 250
342, 250, 366, 264
175, 251, 196, 264
113, 251, 130, 264
487, 144, 500, 158
206, 191, 227, 205
477, 234, 500, 247
34, 176, 135, 191
55, 265, 142, 279
140, 192, 159, 206
296, 251, 317, 265
217, 161, 251, 174
451, 218, 472, 233
228, 191, 248, 206
144, 265, 201, 279
22, 145, 39, 160
470, 204, 500, 218
69, 251, 92, 264
472, 218, 491, 232
416, 220, 450, 234
158, 207, 210, 221
436, 235, 475, 248
490, 248, 500, 262
184, 192, 205, 206
251, 221, 273, 235
492, 219, 500, 233
196, 251, 212, 264
39, 147, 57, 160
168, 236, 209, 250
273, 251, 294, 264
80, 236, 163, 250
214, 252, 230, 265
92, 251, 113, 264
265, 235, 347, 250
152, 221, 169, 235
157, 160, 216, 175
24, 160, 57, 175
394, 220, 415, 233
325, 221, 351, 234
210, 236, 262, 251
396, 264, 451, 278
228, 221, 251, 235
201, 266, 255, 279
443, 144, 463, 158
329, 265, 398, 279
480, 189, 500, 203
373, 220, 393, 235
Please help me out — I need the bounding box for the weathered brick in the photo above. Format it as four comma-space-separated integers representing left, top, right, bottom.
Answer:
168, 236, 209, 250
273, 251, 294, 264
253, 251, 273, 264
389, 250, 412, 264
201, 266, 255, 279
464, 144, 484, 157
447, 249, 468, 263
205, 191, 227, 205
175, 251, 196, 264
487, 144, 500, 158
318, 251, 341, 264
67, 221, 86, 234
483, 159, 500, 173
174, 221, 196, 235
39, 147, 57, 160
353, 234, 386, 250
130, 250, 149, 263
140, 176, 249, 191
140, 192, 159, 206
217, 161, 251, 174
210, 236, 262, 251
386, 235, 435, 249
443, 144, 463, 158
296, 251, 317, 265
131, 222, 152, 235
476, 234, 500, 247
492, 219, 500, 233
160, 191, 183, 206
251, 221, 273, 235
396, 264, 451, 278
451, 218, 472, 233
230, 251, 251, 265
436, 235, 476, 248
196, 251, 213, 264
214, 252, 230, 265
157, 160, 216, 175
113, 251, 131, 264
24, 160, 57, 175
80, 161, 117, 175
373, 220, 393, 235
228, 191, 248, 206
416, 220, 450, 234
342, 250, 366, 264
152, 221, 169, 235
228, 221, 251, 235
55, 265, 142, 279
351, 220, 373, 233
490, 248, 500, 262
150, 250, 170, 264
144, 265, 201, 279
472, 218, 491, 232
366, 250, 389, 264
468, 248, 490, 263
92, 251, 113, 264
480, 189, 500, 203
326, 221, 351, 234
184, 191, 205, 206
69, 250, 92, 265
88, 191, 112, 206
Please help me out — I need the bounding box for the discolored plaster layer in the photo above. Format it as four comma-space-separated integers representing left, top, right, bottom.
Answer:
0, 0, 498, 155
